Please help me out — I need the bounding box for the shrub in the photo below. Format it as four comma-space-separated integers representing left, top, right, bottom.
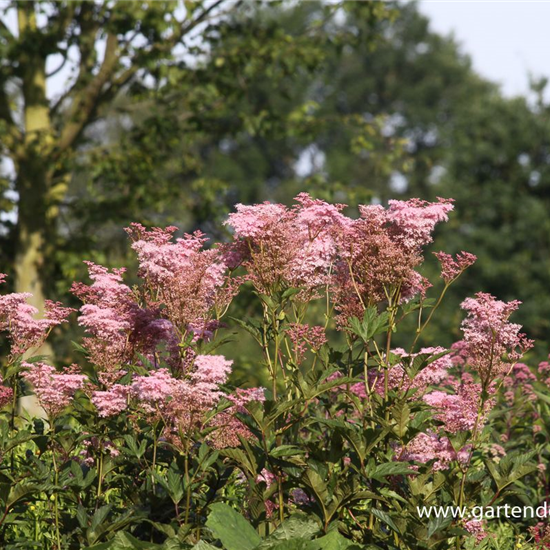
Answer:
0, 194, 544, 549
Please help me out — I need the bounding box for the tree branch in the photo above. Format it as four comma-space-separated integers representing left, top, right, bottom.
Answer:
100, 0, 236, 102
0, 17, 14, 43
46, 50, 69, 78
180, 0, 228, 37
53, 0, 237, 160
53, 32, 119, 160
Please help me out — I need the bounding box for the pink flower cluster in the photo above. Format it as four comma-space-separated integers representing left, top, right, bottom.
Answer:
399, 431, 469, 471
225, 194, 457, 323
225, 193, 349, 299
434, 251, 477, 283
71, 262, 136, 373
126, 224, 234, 339
503, 362, 538, 404
226, 387, 266, 414
91, 384, 129, 417
385, 197, 454, 251
90, 354, 263, 449
0, 275, 73, 355
0, 378, 13, 408
463, 519, 487, 543
72, 261, 186, 375
423, 379, 490, 434
22, 362, 87, 417
459, 292, 534, 383
286, 323, 327, 364
333, 198, 452, 324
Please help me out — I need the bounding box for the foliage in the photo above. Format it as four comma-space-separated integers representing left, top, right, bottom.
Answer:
0, 0, 399, 315
285, 2, 550, 350
0, 194, 546, 549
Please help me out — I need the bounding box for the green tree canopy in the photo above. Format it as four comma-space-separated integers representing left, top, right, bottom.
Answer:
0, 0, 398, 306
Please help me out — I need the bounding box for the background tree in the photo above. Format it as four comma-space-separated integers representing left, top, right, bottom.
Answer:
193, 2, 550, 351
0, 0, 398, 313
305, 3, 550, 348
2, 0, 549, 358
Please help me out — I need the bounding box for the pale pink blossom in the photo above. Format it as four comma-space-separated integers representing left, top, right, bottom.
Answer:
386, 197, 454, 251
463, 519, 487, 543
225, 202, 288, 239
460, 292, 534, 383
189, 355, 233, 406
434, 251, 477, 283
226, 387, 266, 414
126, 224, 234, 335
489, 444, 506, 459
332, 198, 453, 323
72, 262, 136, 372
225, 194, 348, 299
0, 292, 73, 355
22, 362, 86, 417
399, 431, 469, 471
208, 387, 266, 448
424, 382, 487, 434
131, 368, 178, 404
91, 385, 130, 417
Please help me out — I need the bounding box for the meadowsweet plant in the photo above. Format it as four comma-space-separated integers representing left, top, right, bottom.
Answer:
0, 194, 543, 550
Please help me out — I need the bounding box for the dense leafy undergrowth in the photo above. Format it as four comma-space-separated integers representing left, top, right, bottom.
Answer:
0, 194, 549, 549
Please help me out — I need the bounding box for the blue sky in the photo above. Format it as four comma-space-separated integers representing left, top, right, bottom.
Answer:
421, 1, 550, 98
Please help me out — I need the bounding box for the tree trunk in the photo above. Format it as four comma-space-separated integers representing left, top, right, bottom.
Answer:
14, 160, 49, 317
15, 2, 53, 361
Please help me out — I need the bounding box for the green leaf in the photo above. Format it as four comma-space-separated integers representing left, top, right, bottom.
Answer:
371, 462, 416, 481
268, 514, 320, 541
281, 288, 301, 300
370, 508, 400, 534
123, 435, 147, 459
84, 531, 164, 549
270, 445, 306, 459
393, 403, 410, 439
427, 514, 453, 538
221, 447, 258, 478
206, 503, 261, 550
258, 541, 318, 550
314, 530, 364, 549
90, 505, 112, 531
192, 542, 218, 550
348, 308, 390, 343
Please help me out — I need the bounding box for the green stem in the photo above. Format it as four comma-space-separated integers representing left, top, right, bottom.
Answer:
184, 441, 191, 525
410, 283, 450, 353
455, 396, 486, 550
97, 450, 103, 502
152, 425, 158, 491
51, 449, 62, 550
10, 376, 17, 433
277, 475, 285, 524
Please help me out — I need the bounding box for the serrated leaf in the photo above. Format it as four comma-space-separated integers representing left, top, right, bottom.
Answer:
370, 508, 400, 534
206, 503, 261, 550
427, 514, 453, 538
372, 462, 416, 481
192, 542, 218, 550
268, 514, 320, 541
314, 530, 364, 549
393, 403, 410, 439
270, 445, 306, 459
